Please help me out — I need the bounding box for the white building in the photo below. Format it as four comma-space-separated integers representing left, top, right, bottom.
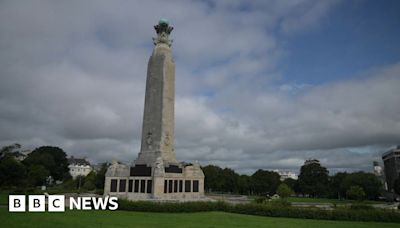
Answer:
274, 170, 298, 181
68, 156, 92, 179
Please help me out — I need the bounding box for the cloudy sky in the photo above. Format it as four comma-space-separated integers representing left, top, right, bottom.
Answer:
1, 0, 399, 174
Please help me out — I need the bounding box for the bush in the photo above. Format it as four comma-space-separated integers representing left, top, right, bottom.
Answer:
83, 180, 95, 191
254, 196, 267, 204
277, 183, 293, 198
346, 186, 366, 201
117, 200, 400, 223
265, 199, 291, 207
95, 189, 104, 195
119, 200, 229, 213
350, 203, 374, 210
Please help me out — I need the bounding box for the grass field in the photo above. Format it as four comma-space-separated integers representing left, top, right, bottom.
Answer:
2, 208, 399, 228
0, 191, 8, 205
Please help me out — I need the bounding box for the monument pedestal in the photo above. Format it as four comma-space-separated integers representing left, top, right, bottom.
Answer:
104, 159, 205, 201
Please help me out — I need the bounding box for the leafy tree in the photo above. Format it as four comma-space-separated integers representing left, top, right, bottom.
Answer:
346, 185, 366, 201
202, 165, 241, 193
61, 179, 77, 190
95, 163, 109, 189
75, 175, 86, 189
27, 165, 49, 186
283, 178, 297, 193
83, 180, 95, 191
23, 146, 69, 181
83, 171, 96, 190
202, 165, 224, 192
251, 170, 281, 195
0, 155, 27, 187
298, 162, 329, 197
329, 172, 348, 199
221, 168, 239, 193
0, 143, 21, 158
340, 172, 381, 200
237, 175, 251, 195
277, 183, 293, 198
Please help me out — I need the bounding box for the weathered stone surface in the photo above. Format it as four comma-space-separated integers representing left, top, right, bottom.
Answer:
104, 20, 205, 201
135, 43, 177, 166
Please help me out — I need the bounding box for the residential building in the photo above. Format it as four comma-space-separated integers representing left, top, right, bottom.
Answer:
274, 170, 298, 181
68, 156, 92, 179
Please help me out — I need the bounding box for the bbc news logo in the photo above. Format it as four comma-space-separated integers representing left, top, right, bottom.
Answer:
9, 195, 118, 212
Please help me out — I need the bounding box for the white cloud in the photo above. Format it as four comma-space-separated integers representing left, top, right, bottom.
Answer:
0, 0, 397, 174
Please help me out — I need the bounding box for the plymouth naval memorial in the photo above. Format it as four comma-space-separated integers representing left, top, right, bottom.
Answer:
104, 19, 205, 201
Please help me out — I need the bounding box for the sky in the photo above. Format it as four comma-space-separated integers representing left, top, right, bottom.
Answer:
1, 0, 400, 174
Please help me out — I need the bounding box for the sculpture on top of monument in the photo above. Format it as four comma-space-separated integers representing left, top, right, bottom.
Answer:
153, 18, 173, 47
104, 19, 205, 201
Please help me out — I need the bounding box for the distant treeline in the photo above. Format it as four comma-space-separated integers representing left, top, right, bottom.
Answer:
202, 163, 385, 200
0, 143, 107, 193
0, 143, 395, 200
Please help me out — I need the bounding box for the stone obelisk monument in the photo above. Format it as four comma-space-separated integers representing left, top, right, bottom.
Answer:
135, 18, 177, 165
104, 19, 205, 201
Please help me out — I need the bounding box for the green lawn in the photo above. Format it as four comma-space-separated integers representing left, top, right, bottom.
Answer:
0, 191, 8, 205
2, 208, 399, 228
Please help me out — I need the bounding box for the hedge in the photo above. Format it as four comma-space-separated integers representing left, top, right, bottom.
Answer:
118, 200, 400, 223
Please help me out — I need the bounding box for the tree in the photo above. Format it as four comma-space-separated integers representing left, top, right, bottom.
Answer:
340, 172, 382, 200
346, 185, 366, 201
202, 165, 224, 192
83, 171, 96, 190
95, 163, 109, 189
277, 183, 293, 198
23, 146, 69, 181
221, 168, 239, 193
237, 175, 251, 195
283, 178, 297, 193
202, 165, 241, 193
329, 172, 348, 199
0, 155, 27, 187
298, 162, 329, 197
0, 143, 21, 158
251, 170, 281, 195
27, 165, 49, 186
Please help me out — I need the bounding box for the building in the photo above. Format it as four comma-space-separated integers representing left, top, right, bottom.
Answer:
373, 161, 383, 176
68, 156, 93, 179
104, 19, 205, 201
274, 170, 298, 181
382, 145, 400, 192
373, 161, 387, 190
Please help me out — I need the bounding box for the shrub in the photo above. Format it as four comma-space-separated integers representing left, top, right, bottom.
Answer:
350, 203, 374, 210
265, 199, 291, 207
254, 196, 267, 204
118, 200, 229, 213
95, 189, 104, 195
277, 183, 293, 198
117, 200, 400, 223
346, 185, 366, 201
82, 180, 95, 191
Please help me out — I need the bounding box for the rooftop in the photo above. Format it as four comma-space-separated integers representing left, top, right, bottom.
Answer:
68, 156, 91, 166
